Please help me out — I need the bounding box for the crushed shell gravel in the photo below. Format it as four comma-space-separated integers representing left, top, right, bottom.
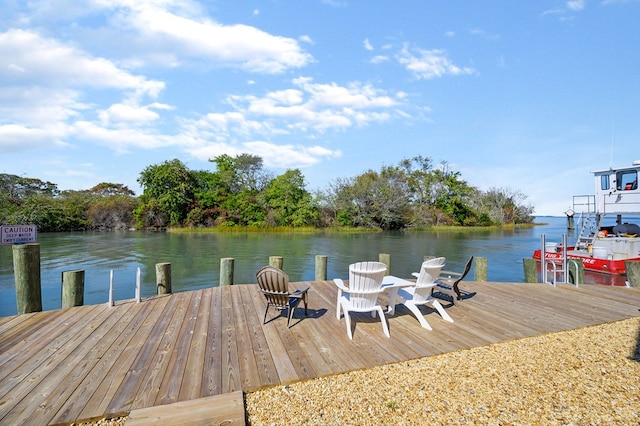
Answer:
245, 317, 640, 425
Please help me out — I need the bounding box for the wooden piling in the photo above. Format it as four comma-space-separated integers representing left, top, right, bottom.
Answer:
156, 262, 172, 295
568, 259, 585, 285
379, 253, 391, 274
269, 256, 283, 269
626, 260, 640, 288
315, 255, 327, 281
523, 258, 539, 283
61, 269, 85, 308
474, 257, 487, 282
220, 258, 234, 286
13, 243, 42, 314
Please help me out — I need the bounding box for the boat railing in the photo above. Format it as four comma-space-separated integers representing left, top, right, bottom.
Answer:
572, 195, 595, 215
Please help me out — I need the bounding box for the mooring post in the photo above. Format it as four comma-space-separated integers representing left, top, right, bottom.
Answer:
626, 260, 640, 288
269, 256, 283, 269
61, 269, 85, 308
13, 243, 42, 314
315, 255, 327, 281
523, 258, 539, 283
568, 260, 585, 285
156, 262, 172, 295
474, 257, 487, 281
379, 253, 391, 274
220, 257, 234, 286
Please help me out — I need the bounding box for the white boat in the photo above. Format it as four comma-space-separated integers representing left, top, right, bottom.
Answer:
534, 160, 640, 280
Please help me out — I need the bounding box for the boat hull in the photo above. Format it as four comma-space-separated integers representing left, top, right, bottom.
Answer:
532, 248, 640, 276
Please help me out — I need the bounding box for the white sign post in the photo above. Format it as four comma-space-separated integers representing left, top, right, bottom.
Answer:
1, 225, 38, 245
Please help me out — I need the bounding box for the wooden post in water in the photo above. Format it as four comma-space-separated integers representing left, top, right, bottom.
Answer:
61, 269, 84, 308
13, 243, 42, 314
269, 256, 283, 269
568, 260, 585, 285
220, 257, 234, 286
156, 262, 172, 295
379, 253, 391, 274
315, 255, 327, 281
523, 258, 539, 283
626, 260, 640, 288
474, 257, 487, 282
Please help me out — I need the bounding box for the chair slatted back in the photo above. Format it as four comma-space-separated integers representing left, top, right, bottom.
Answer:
256, 266, 290, 310
413, 257, 446, 301
347, 261, 387, 310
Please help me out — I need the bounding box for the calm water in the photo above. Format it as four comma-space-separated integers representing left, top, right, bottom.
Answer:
0, 216, 619, 317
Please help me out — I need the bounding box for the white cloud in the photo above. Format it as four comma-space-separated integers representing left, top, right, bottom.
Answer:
0, 124, 68, 151
397, 44, 476, 80
98, 102, 172, 127
0, 29, 164, 97
567, 0, 585, 11
363, 38, 374, 51
98, 2, 314, 73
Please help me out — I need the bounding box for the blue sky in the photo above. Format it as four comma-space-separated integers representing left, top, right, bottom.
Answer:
1, 0, 638, 216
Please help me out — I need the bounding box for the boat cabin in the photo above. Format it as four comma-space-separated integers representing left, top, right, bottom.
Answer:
592, 160, 640, 215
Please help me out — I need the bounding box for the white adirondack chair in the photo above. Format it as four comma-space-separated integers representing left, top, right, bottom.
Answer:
333, 261, 389, 339
396, 257, 453, 330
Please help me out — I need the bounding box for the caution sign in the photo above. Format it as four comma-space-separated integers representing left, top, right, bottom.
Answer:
1, 225, 38, 245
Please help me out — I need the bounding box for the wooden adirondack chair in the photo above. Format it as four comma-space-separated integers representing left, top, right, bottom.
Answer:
256, 265, 309, 328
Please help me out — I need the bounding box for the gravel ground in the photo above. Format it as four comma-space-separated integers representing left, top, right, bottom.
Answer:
245, 317, 640, 425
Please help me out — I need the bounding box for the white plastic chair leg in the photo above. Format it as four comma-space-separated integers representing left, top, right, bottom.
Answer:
430, 299, 454, 323
336, 289, 342, 319
404, 301, 433, 330
375, 306, 390, 338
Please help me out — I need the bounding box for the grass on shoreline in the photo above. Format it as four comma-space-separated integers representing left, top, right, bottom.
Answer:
167, 223, 538, 234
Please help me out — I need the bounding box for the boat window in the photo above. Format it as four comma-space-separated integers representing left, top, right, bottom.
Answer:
616, 171, 638, 191
601, 175, 610, 190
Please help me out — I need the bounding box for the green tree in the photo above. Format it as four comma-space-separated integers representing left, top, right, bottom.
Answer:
327, 166, 411, 230
263, 169, 318, 227
136, 159, 197, 226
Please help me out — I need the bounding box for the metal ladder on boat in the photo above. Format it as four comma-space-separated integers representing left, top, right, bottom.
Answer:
572, 195, 597, 250
575, 212, 598, 250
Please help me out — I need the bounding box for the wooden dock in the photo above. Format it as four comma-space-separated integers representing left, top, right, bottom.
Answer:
1, 280, 639, 425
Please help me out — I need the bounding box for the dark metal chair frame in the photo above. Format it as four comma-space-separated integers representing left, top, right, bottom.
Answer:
436, 256, 474, 303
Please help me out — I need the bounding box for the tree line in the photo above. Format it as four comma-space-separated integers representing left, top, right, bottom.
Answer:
0, 154, 534, 232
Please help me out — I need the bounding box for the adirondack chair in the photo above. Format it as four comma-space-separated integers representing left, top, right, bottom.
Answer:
333, 261, 389, 339
256, 265, 309, 328
437, 256, 474, 302
396, 257, 453, 330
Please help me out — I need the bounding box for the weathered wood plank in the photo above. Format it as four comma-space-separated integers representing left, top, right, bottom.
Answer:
50, 300, 151, 423
229, 284, 262, 391
105, 295, 183, 414
220, 285, 242, 394
126, 391, 245, 426
0, 305, 104, 421
177, 289, 212, 402
129, 291, 194, 410
200, 285, 223, 397
239, 283, 280, 388
77, 297, 170, 420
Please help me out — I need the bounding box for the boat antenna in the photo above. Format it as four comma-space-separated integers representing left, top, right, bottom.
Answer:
610, 118, 614, 169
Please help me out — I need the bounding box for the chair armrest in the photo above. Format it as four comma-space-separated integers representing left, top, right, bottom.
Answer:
292, 285, 310, 297
411, 272, 419, 278
333, 278, 348, 291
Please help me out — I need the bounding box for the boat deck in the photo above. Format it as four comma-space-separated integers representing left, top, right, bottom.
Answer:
1, 280, 639, 425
